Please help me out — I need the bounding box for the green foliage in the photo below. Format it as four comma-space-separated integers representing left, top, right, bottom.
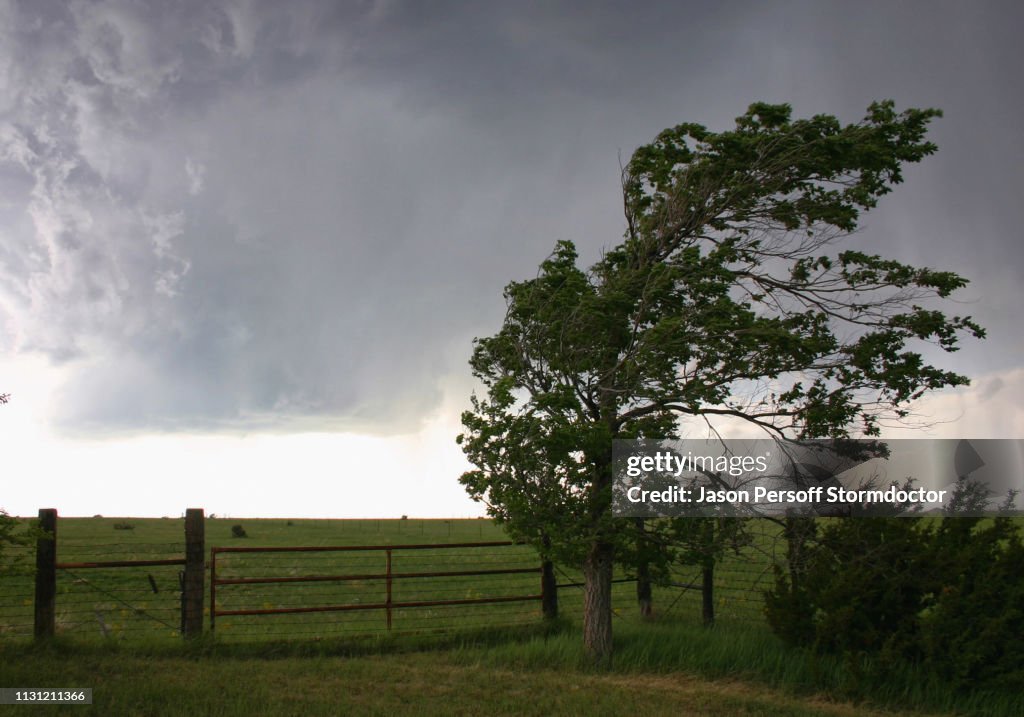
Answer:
230, 524, 248, 539
919, 518, 1024, 690
0, 510, 24, 566
765, 519, 930, 657
0, 510, 46, 577
460, 100, 981, 565
0, 395, 18, 569
666, 517, 751, 567
764, 517, 1024, 690
0, 394, 39, 575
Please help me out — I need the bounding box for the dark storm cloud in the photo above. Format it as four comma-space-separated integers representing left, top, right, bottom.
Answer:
0, 0, 1020, 435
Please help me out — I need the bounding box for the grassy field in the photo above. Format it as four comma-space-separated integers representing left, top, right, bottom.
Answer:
2, 517, 1019, 715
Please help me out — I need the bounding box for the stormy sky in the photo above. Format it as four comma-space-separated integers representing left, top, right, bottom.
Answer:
1, 1, 1021, 517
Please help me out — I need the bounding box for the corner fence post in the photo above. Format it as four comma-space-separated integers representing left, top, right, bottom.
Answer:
34, 508, 57, 639
182, 508, 205, 638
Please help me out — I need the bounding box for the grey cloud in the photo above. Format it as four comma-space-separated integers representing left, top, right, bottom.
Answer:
1, 0, 1021, 435
979, 377, 1005, 403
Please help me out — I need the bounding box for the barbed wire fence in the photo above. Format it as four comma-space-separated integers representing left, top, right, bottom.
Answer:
2, 513, 791, 644
51, 538, 186, 640
0, 543, 35, 639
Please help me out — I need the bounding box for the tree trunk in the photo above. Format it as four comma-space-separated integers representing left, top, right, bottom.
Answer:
541, 559, 558, 620
784, 517, 814, 594
635, 518, 653, 619
540, 533, 558, 620
700, 518, 715, 626
583, 540, 614, 667
701, 558, 715, 626
636, 560, 653, 619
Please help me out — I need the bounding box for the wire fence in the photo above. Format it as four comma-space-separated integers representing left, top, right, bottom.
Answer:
1, 517, 790, 643
0, 544, 35, 639
551, 561, 776, 627
54, 539, 186, 640
0, 540, 189, 640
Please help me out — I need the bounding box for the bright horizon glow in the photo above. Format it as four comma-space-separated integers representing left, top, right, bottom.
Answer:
3, 353, 1022, 519
0, 354, 484, 519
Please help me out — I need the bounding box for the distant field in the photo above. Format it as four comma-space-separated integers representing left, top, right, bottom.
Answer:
0, 516, 774, 644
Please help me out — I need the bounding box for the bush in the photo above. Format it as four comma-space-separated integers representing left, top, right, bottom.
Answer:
231, 524, 248, 538
0, 509, 39, 575
919, 518, 1024, 689
765, 516, 1024, 690
769, 518, 931, 657
113, 522, 135, 530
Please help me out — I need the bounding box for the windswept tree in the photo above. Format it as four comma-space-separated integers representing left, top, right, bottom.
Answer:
458, 101, 983, 665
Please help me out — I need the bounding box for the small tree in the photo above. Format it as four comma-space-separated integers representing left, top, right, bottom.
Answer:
0, 393, 38, 574
0, 509, 26, 570
671, 516, 751, 626
459, 101, 983, 665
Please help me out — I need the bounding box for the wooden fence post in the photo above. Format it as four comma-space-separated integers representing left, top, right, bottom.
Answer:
385, 549, 393, 630
182, 508, 205, 637
34, 508, 57, 639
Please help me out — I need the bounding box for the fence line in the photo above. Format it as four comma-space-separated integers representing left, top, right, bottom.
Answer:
3, 511, 789, 643
30, 508, 205, 640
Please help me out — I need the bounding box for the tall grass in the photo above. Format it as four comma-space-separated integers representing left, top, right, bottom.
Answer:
6, 619, 1017, 716
449, 618, 1022, 717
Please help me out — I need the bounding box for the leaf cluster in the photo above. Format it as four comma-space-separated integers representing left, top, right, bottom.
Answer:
0, 510, 46, 576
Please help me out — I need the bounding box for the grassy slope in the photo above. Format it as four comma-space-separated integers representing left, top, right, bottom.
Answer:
0, 645, 941, 717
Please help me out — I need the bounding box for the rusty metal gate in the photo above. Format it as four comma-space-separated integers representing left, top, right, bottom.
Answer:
210, 541, 546, 639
